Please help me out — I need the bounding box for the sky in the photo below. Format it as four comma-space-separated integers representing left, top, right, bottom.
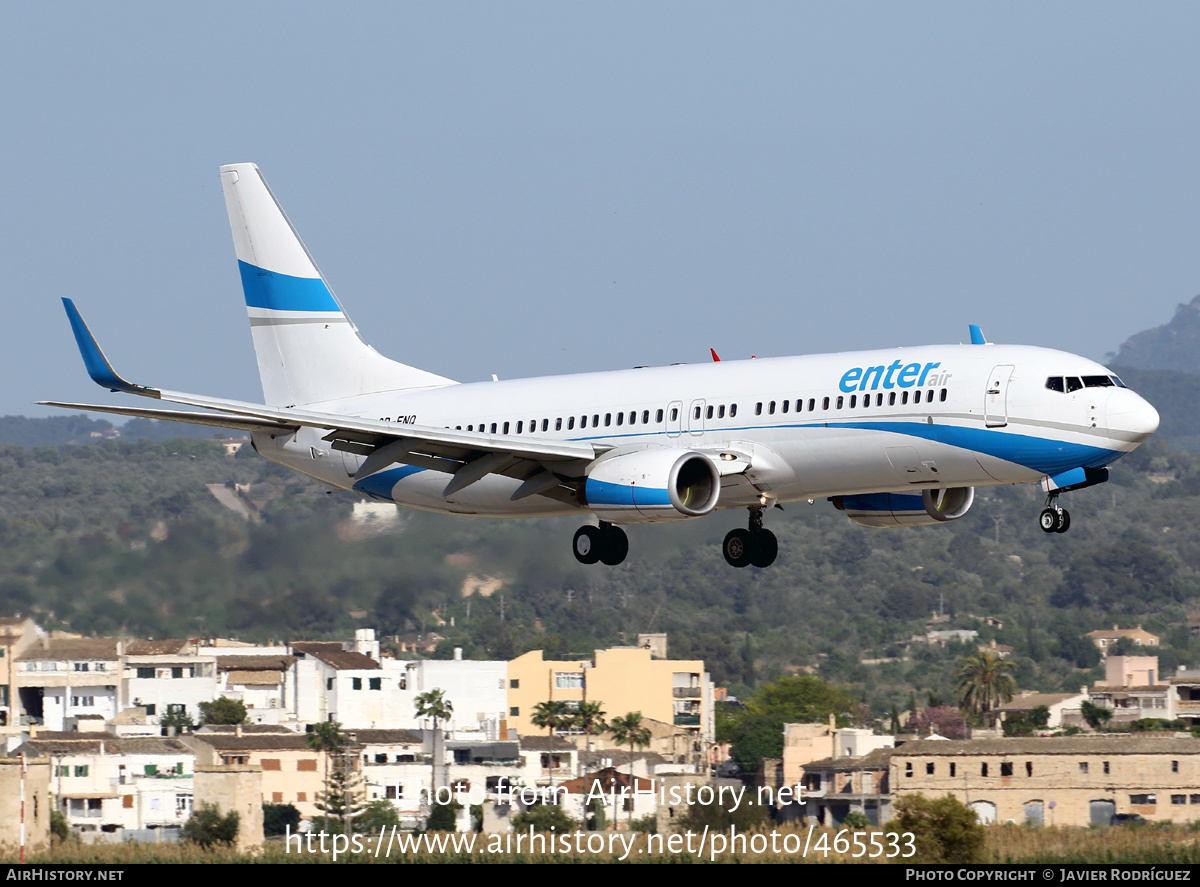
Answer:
5, 3, 1200, 417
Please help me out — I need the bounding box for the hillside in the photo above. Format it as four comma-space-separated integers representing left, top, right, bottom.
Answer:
1111, 294, 1200, 374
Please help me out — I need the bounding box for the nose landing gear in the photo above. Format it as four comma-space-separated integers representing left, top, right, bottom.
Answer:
723, 505, 778, 568
572, 522, 629, 565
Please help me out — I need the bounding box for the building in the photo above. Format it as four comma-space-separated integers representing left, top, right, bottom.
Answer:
17, 638, 122, 731
122, 639, 217, 726
890, 735, 1200, 826
1089, 655, 1168, 725
996, 690, 1089, 729
802, 747, 894, 826
507, 646, 713, 761
1086, 625, 1160, 656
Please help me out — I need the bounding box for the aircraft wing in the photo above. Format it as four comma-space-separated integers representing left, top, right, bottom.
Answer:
45, 299, 606, 500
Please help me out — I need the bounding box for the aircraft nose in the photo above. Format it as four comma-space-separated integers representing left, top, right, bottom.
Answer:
1107, 392, 1159, 443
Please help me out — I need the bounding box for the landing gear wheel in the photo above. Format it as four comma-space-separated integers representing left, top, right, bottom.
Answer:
749, 529, 778, 568
599, 525, 629, 566
723, 529, 753, 568
1054, 508, 1071, 534
572, 526, 602, 564
1038, 508, 1058, 534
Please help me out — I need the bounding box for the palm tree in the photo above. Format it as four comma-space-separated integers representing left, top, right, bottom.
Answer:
531, 700, 573, 741
306, 721, 352, 831
608, 712, 651, 828
955, 651, 1017, 728
415, 689, 454, 794
573, 701, 608, 752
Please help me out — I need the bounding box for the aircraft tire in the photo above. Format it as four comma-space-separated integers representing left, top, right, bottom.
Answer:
723, 529, 753, 568
599, 525, 629, 566
1054, 508, 1071, 534
1038, 508, 1058, 534
749, 529, 778, 568
573, 526, 602, 564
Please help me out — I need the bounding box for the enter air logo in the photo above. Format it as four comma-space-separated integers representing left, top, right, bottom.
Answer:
839, 361, 952, 393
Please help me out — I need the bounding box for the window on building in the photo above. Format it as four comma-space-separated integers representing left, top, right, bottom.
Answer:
1026, 762, 1033, 777
1000, 762, 1013, 777
327, 678, 333, 691
144, 765, 158, 776
554, 672, 584, 690
981, 763, 988, 777
74, 766, 88, 777
510, 707, 519, 717
1172, 795, 1187, 805
510, 679, 519, 689
137, 667, 154, 679
925, 762, 934, 775
352, 677, 363, 690
1079, 762, 1088, 773
369, 677, 381, 691
1173, 761, 1179, 773
949, 763, 956, 777
905, 762, 912, 777
1103, 762, 1110, 775
1130, 794, 1156, 805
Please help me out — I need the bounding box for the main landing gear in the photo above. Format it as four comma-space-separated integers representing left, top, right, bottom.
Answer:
572, 522, 629, 566
723, 505, 778, 568
1038, 495, 1071, 534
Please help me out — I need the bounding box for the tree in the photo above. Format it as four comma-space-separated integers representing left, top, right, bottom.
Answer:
415, 688, 453, 728
608, 712, 651, 828
425, 799, 461, 832
886, 794, 985, 864
531, 700, 573, 742
1081, 700, 1113, 731
159, 707, 195, 734
721, 675, 854, 773
573, 701, 607, 747
955, 652, 1016, 727
198, 697, 247, 726
307, 720, 357, 830
909, 705, 968, 740
262, 802, 301, 837
182, 802, 240, 848
512, 804, 576, 833
354, 799, 402, 833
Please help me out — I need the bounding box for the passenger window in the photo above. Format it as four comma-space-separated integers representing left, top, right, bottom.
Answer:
940, 388, 947, 402
730, 404, 738, 417
836, 396, 844, 409
580, 416, 588, 428
849, 395, 856, 408
862, 394, 869, 409
503, 422, 510, 434
543, 419, 549, 432
656, 409, 664, 423
642, 410, 649, 424
455, 425, 461, 430
706, 405, 714, 419
616, 412, 624, 426
926, 389, 933, 402
490, 423, 497, 433
516, 421, 523, 433
670, 408, 678, 421
914, 390, 923, 404
808, 398, 816, 412
604, 413, 612, 426
769, 401, 776, 414
628, 411, 635, 425
781, 400, 788, 413
901, 392, 909, 405
1066, 377, 1083, 393
795, 399, 802, 413
467, 425, 473, 431
755, 402, 763, 416
556, 418, 562, 431
876, 393, 883, 406
568, 417, 575, 430
718, 405, 725, 418
822, 397, 829, 410
694, 406, 701, 420
889, 392, 896, 406
593, 414, 600, 426
1045, 377, 1065, 393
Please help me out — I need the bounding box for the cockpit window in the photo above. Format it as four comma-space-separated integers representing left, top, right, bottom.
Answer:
1045, 377, 1064, 393
1110, 375, 1127, 388
1065, 377, 1084, 393
1082, 375, 1115, 388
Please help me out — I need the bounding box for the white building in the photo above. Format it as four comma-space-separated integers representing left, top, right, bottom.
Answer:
17, 638, 122, 731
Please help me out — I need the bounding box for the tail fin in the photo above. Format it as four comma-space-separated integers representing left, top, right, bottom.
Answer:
220, 163, 455, 406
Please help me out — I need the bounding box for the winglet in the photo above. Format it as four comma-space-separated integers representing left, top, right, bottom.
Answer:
968, 324, 989, 345
61, 299, 155, 395
710, 348, 721, 362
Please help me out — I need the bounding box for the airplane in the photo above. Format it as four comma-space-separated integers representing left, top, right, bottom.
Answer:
43, 163, 1161, 569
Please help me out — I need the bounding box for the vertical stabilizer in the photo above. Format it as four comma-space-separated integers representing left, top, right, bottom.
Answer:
220, 163, 455, 406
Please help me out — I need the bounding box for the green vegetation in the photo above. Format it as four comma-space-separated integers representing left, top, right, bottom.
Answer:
512, 804, 577, 833
887, 793, 985, 864
262, 802, 301, 837
198, 697, 247, 726
181, 803, 239, 848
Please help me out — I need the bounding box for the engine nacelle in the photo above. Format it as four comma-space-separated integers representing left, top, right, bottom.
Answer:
832, 487, 975, 528
581, 449, 721, 524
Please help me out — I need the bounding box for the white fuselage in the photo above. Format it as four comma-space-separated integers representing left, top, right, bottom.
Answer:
253, 342, 1158, 520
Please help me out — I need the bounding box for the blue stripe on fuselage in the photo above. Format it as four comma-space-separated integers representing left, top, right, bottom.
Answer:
238, 260, 340, 312
353, 465, 424, 501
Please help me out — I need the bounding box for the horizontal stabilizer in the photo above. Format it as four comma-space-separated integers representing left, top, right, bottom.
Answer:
36, 401, 298, 436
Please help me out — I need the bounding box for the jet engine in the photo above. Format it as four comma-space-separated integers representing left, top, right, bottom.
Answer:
580, 449, 721, 523
832, 487, 975, 528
